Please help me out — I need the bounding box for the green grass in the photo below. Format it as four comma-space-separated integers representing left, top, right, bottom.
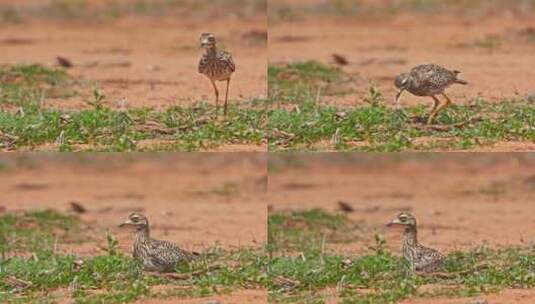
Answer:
268, 61, 534, 152
268, 209, 351, 254
0, 210, 267, 303
269, 0, 535, 22
0, 101, 266, 151
0, 210, 81, 255
268, 61, 353, 104
268, 97, 535, 152
0, 64, 266, 151
0, 65, 74, 106
0, 0, 265, 23
268, 209, 535, 303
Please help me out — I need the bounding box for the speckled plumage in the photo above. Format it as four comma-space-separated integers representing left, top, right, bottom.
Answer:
198, 48, 235, 81
120, 213, 198, 272
387, 212, 445, 272
198, 32, 235, 116
395, 64, 466, 97
394, 64, 468, 124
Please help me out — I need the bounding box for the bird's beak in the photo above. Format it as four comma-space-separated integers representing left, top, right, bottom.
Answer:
394, 89, 404, 108
119, 220, 133, 228
386, 218, 402, 227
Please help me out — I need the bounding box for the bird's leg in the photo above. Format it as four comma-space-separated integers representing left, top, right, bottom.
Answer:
430, 95, 440, 114
427, 93, 452, 125
426, 95, 441, 124
210, 80, 219, 117
223, 79, 230, 117
427, 95, 444, 124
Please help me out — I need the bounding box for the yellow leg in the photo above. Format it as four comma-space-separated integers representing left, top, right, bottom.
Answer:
426, 95, 441, 124
211, 80, 219, 117
224, 79, 230, 117
427, 93, 452, 124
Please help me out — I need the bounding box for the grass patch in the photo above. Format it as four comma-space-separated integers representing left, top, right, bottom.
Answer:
268, 209, 351, 254
0, 0, 265, 23
0, 93, 267, 151
269, 0, 535, 22
268, 95, 535, 152
0, 210, 267, 303
0, 65, 74, 106
0, 210, 81, 255
268, 209, 535, 303
0, 65, 266, 152
268, 61, 355, 104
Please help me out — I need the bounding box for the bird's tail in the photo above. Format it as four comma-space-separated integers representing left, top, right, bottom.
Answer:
452, 70, 468, 85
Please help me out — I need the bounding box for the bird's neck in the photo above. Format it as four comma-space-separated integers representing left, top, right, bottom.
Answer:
205, 46, 217, 57
135, 226, 150, 243
402, 226, 418, 247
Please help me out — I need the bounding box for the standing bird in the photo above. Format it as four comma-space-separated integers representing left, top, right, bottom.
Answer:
119, 213, 199, 272
386, 212, 445, 272
394, 64, 468, 124
198, 32, 236, 117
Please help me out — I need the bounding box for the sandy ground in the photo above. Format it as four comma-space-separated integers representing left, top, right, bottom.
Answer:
139, 289, 266, 304
268, 153, 535, 302
0, 3, 267, 110
400, 289, 535, 304
0, 153, 267, 302
269, 2, 535, 107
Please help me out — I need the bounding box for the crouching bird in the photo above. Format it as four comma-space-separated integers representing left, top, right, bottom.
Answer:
119, 213, 199, 272
387, 212, 445, 272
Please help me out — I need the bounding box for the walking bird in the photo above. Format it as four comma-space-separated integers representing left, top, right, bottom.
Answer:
387, 212, 445, 272
198, 32, 235, 117
119, 213, 199, 272
394, 64, 468, 124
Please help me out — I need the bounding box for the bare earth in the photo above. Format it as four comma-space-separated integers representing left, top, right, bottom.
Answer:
268, 153, 535, 303
0, 153, 267, 303
270, 12, 535, 107
0, 1, 267, 152
0, 18, 266, 110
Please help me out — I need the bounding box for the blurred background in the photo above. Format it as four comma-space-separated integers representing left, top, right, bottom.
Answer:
0, 0, 267, 109
0, 153, 267, 255
269, 0, 535, 107
268, 153, 535, 254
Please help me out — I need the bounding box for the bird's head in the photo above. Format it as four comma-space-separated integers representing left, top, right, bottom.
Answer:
394, 73, 410, 90
386, 212, 417, 229
119, 212, 149, 230
200, 32, 216, 48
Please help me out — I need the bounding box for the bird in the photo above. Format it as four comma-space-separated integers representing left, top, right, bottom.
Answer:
394, 63, 468, 124
119, 212, 199, 272
198, 32, 236, 117
386, 212, 445, 272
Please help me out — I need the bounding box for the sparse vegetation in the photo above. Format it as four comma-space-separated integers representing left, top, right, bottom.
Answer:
0, 101, 266, 151
268, 62, 535, 152
0, 0, 265, 23
268, 209, 535, 303
269, 0, 535, 22
268, 61, 355, 104
0, 65, 266, 152
0, 65, 74, 106
0, 210, 267, 303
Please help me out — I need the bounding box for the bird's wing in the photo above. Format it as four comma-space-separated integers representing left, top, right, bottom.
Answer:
416, 247, 445, 269
198, 54, 208, 73
221, 51, 235, 72
148, 240, 194, 270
